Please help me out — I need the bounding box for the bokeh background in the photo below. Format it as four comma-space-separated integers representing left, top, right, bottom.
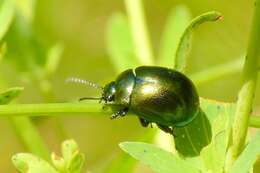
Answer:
0, 0, 259, 172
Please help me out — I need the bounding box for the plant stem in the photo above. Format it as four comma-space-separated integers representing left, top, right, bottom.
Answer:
0, 102, 259, 127
226, 0, 260, 169
0, 102, 104, 116
124, 0, 154, 65
0, 85, 50, 160
190, 58, 243, 86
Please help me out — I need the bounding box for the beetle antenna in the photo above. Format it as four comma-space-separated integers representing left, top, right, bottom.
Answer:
66, 77, 103, 90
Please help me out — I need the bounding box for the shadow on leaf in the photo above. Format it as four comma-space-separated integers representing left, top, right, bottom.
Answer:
174, 108, 212, 157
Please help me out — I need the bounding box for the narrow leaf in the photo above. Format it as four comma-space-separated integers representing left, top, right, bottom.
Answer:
51, 139, 86, 173
15, 0, 36, 22
12, 153, 58, 173
0, 42, 7, 61
0, 87, 23, 104
45, 43, 64, 76
158, 5, 191, 68
120, 142, 201, 173
62, 139, 79, 162
175, 11, 222, 72
0, 0, 15, 41
201, 131, 226, 173
106, 13, 140, 72
5, 12, 47, 74
51, 153, 65, 171
200, 98, 233, 172
124, 0, 154, 65
67, 153, 85, 173
229, 132, 260, 173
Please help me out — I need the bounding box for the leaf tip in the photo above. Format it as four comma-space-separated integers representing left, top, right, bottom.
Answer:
212, 11, 223, 21
118, 142, 128, 150
216, 15, 224, 21
11, 153, 29, 172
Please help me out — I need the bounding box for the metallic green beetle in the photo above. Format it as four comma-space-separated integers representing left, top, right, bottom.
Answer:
68, 66, 199, 134
100, 66, 200, 134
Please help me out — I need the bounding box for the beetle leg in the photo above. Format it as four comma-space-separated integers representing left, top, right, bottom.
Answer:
110, 108, 128, 119
156, 124, 174, 135
139, 118, 150, 127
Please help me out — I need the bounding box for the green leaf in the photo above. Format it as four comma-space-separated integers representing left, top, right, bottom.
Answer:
0, 0, 15, 41
67, 153, 85, 173
44, 43, 64, 76
200, 131, 227, 173
174, 98, 235, 157
0, 42, 7, 61
0, 87, 24, 104
5, 12, 47, 75
120, 142, 201, 173
51, 153, 66, 172
15, 0, 36, 22
12, 153, 58, 173
228, 131, 260, 173
158, 5, 191, 68
199, 99, 234, 172
52, 139, 85, 173
106, 13, 140, 72
62, 139, 79, 162
175, 11, 222, 72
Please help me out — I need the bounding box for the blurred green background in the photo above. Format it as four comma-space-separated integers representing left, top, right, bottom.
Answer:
0, 0, 259, 172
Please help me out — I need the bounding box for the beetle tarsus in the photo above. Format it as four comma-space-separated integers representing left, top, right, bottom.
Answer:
110, 108, 128, 119
157, 124, 174, 135
139, 118, 150, 127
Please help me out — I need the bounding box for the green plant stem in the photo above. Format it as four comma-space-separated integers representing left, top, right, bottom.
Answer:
190, 58, 243, 86
226, 0, 260, 170
0, 102, 104, 116
124, 0, 154, 65
0, 102, 259, 127
0, 85, 50, 161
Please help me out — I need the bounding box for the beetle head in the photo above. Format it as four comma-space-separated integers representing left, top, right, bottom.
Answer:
102, 81, 116, 103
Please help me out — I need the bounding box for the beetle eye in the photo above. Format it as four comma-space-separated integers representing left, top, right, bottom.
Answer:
108, 95, 114, 102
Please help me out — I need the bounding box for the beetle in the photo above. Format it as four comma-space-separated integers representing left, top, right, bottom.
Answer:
67, 66, 200, 134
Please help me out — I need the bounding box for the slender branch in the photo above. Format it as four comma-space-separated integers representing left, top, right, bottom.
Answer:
190, 58, 243, 86
0, 102, 104, 116
226, 0, 260, 169
0, 102, 258, 128
0, 86, 50, 160
124, 0, 154, 65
